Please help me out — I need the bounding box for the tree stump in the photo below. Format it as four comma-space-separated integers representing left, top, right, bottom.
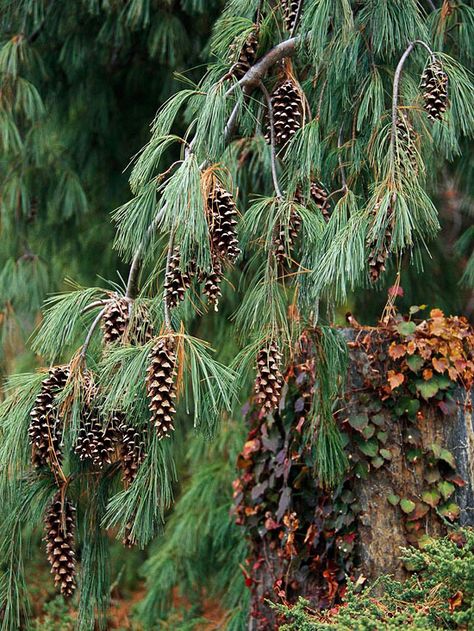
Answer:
235, 318, 474, 630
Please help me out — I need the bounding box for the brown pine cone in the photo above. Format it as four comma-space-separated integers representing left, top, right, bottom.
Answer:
265, 79, 303, 147
207, 183, 240, 263
164, 247, 193, 309
420, 60, 448, 121
255, 341, 284, 414
44, 491, 76, 598
29, 366, 69, 470
117, 418, 146, 486
101, 297, 130, 344
229, 29, 259, 79
146, 336, 178, 439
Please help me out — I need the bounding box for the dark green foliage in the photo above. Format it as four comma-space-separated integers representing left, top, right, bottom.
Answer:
274, 528, 474, 630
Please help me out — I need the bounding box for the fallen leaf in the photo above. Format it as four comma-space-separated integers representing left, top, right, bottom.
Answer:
388, 370, 405, 390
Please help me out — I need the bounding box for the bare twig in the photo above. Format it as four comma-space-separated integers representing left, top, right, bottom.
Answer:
337, 125, 347, 191
259, 81, 282, 199
80, 307, 106, 360
80, 300, 108, 315
163, 231, 175, 329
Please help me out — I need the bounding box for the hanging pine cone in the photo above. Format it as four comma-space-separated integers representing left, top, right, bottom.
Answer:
420, 60, 448, 121
266, 79, 303, 147
117, 420, 146, 486
367, 201, 394, 283
396, 113, 418, 173
309, 181, 331, 222
255, 341, 284, 414
200, 260, 223, 310
101, 297, 130, 344
44, 492, 76, 598
29, 366, 69, 470
164, 247, 193, 309
230, 29, 259, 79
281, 0, 302, 32
207, 183, 240, 263
146, 336, 178, 439
75, 409, 116, 468
274, 210, 302, 263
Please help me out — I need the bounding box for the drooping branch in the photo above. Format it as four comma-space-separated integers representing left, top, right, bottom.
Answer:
80, 307, 106, 360
125, 37, 301, 300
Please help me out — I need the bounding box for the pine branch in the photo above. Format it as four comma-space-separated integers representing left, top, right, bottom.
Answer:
259, 81, 282, 199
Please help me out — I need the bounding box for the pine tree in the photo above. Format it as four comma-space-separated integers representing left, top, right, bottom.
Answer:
0, 1, 473, 629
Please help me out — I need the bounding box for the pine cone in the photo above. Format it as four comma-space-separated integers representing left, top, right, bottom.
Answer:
281, 0, 302, 32
396, 113, 418, 173
146, 336, 178, 439
200, 260, 223, 309
309, 181, 331, 222
207, 183, 240, 263
367, 201, 394, 283
44, 492, 76, 598
230, 29, 259, 79
101, 297, 130, 344
75, 409, 116, 468
29, 366, 69, 470
164, 247, 193, 309
255, 342, 284, 414
117, 419, 146, 486
420, 60, 448, 121
274, 210, 302, 263
266, 79, 303, 147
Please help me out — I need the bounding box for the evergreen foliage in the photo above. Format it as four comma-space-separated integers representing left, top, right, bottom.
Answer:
0, 0, 473, 628
274, 528, 474, 630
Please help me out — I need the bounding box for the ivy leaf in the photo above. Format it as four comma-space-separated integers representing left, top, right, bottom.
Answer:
362, 424, 375, 439
407, 355, 424, 372
389, 343, 406, 359
416, 379, 439, 400
371, 456, 384, 468
380, 448, 392, 461
397, 321, 416, 336
421, 488, 441, 508
349, 412, 369, 431
437, 481, 455, 500
388, 370, 405, 390
358, 438, 379, 458
438, 502, 460, 521
439, 448, 456, 469
387, 494, 400, 506
400, 498, 416, 514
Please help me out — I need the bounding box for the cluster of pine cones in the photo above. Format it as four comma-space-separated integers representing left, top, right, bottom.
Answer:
163, 180, 240, 310
29, 356, 147, 597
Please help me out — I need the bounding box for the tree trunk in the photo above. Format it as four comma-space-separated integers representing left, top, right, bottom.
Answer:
243, 327, 474, 629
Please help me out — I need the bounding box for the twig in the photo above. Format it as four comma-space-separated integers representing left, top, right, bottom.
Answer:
259, 81, 282, 199
337, 125, 347, 191
163, 231, 175, 330
80, 300, 108, 315
80, 307, 106, 360
391, 40, 436, 162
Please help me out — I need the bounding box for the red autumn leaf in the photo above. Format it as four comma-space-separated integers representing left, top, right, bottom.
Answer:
389, 343, 406, 359
387, 370, 405, 390
432, 357, 448, 373
242, 438, 260, 459
388, 285, 404, 297
430, 308, 444, 319
448, 590, 463, 613
423, 368, 433, 381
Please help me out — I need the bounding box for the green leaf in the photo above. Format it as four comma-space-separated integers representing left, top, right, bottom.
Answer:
349, 412, 369, 430
362, 425, 375, 439
438, 502, 460, 521
421, 489, 441, 508
377, 430, 388, 444
439, 448, 456, 469
380, 448, 392, 461
397, 321, 416, 336
407, 355, 424, 372
437, 481, 455, 500
416, 380, 439, 400
387, 494, 400, 506
371, 456, 384, 469
406, 449, 423, 463
400, 498, 416, 514
358, 438, 378, 458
